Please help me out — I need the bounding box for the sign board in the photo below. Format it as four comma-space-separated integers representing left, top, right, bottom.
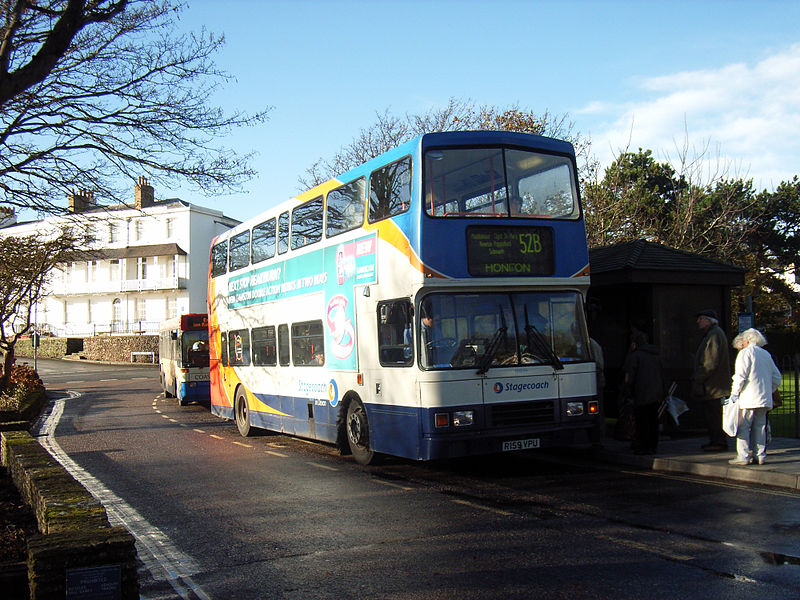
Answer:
466, 226, 554, 276
66, 565, 121, 600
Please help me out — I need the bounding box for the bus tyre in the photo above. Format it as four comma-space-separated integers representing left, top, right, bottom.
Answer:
346, 399, 377, 465
234, 387, 252, 437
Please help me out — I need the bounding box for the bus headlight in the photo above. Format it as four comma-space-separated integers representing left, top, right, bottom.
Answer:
566, 402, 584, 416
452, 410, 474, 427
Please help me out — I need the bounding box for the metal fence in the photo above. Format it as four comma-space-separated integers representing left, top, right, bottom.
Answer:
773, 355, 800, 438
36, 321, 161, 337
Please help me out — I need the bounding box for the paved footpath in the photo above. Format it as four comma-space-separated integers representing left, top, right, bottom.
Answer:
597, 434, 800, 491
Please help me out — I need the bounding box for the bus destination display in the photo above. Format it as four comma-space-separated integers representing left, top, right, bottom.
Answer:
466, 226, 554, 276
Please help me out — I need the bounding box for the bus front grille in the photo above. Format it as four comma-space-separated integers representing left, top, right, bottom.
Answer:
488, 401, 555, 427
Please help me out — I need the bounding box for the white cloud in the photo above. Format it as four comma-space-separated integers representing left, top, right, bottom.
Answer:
585, 43, 800, 190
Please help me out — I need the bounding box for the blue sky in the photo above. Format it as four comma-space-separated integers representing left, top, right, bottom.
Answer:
171, 0, 800, 222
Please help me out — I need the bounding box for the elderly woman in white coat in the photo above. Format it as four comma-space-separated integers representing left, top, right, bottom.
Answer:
728, 328, 782, 465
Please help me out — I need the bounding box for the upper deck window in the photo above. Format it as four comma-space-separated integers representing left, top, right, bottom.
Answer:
369, 156, 411, 223
228, 230, 251, 271
211, 241, 228, 278
292, 197, 323, 250
424, 147, 579, 219
251, 217, 276, 264
278, 211, 289, 254
326, 178, 365, 237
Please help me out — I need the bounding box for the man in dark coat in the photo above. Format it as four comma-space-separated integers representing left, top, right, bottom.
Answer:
623, 331, 664, 455
692, 309, 732, 451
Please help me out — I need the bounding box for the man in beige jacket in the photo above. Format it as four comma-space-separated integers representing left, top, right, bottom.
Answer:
692, 309, 731, 451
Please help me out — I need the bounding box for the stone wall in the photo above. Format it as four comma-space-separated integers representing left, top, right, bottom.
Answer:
83, 335, 158, 363
1, 431, 139, 599
13, 338, 69, 360
14, 335, 158, 363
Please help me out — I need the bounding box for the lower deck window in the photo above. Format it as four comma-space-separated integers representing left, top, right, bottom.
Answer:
292, 320, 324, 366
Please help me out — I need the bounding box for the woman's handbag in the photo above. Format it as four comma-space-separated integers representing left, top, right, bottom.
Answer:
722, 397, 739, 437
772, 389, 783, 409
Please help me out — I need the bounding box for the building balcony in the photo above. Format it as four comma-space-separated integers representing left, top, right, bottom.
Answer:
55, 277, 188, 296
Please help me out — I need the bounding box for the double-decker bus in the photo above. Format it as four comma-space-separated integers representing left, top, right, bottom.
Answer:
208, 131, 599, 464
158, 313, 211, 405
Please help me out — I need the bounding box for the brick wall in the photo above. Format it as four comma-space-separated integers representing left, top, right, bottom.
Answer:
1, 431, 139, 599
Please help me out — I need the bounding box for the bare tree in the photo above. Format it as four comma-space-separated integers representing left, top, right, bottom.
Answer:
0, 0, 270, 215
0, 228, 83, 390
299, 98, 590, 190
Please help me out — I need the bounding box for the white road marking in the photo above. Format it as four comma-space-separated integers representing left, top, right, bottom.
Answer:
450, 498, 513, 516
306, 461, 339, 471
36, 392, 210, 600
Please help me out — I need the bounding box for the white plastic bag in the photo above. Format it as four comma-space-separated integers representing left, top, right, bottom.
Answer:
722, 397, 739, 436
666, 396, 689, 426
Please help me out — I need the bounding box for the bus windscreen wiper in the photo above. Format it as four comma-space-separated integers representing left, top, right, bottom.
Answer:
477, 308, 507, 375
524, 306, 564, 370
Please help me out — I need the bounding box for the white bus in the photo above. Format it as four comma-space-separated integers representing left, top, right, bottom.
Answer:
208, 131, 599, 464
158, 313, 210, 405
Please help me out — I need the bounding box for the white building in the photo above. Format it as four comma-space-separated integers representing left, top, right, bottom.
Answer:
1, 178, 240, 336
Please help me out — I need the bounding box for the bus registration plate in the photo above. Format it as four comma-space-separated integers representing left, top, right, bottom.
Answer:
502, 438, 540, 452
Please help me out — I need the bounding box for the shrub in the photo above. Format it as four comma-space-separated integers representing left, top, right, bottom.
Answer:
0, 364, 44, 411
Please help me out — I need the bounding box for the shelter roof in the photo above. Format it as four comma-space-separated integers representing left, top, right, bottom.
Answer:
589, 239, 745, 286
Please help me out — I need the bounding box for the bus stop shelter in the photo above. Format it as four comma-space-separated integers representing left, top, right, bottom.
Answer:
586, 239, 746, 426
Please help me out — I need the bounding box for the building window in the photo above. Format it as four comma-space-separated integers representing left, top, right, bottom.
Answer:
108, 223, 119, 243
139, 257, 148, 279
166, 218, 174, 239
134, 220, 143, 241
167, 297, 177, 319
135, 297, 146, 322
112, 298, 122, 326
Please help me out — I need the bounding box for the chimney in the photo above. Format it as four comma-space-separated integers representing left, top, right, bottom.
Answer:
68, 189, 95, 213
0, 206, 16, 228
135, 176, 155, 209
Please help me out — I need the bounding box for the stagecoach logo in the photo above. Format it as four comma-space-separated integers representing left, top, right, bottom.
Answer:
494, 381, 550, 393
328, 379, 339, 407
326, 294, 355, 359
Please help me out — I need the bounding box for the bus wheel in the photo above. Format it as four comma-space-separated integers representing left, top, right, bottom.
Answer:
346, 399, 376, 465
234, 387, 252, 437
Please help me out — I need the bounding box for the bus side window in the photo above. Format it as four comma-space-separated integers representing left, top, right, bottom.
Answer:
291, 320, 324, 366
369, 156, 412, 223
228, 329, 251, 367
211, 240, 228, 277
291, 197, 323, 250
378, 299, 413, 366
278, 324, 290, 366
326, 177, 365, 237
252, 325, 277, 366
220, 332, 228, 367
278, 212, 289, 254
251, 218, 276, 264
228, 229, 251, 271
